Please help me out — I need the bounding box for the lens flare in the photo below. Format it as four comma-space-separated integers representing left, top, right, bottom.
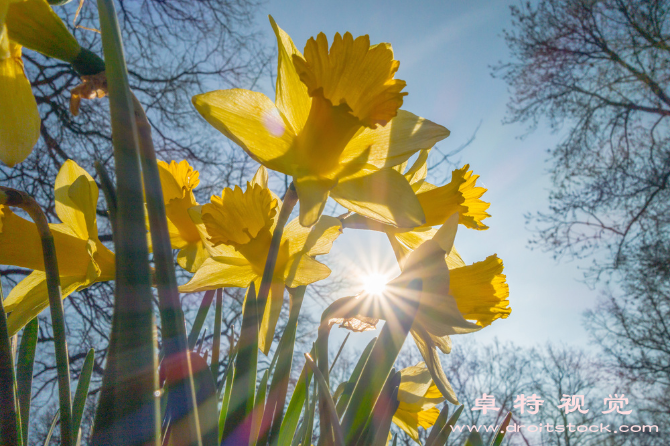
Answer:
362, 273, 388, 295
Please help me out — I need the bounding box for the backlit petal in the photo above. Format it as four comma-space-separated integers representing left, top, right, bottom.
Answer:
331, 168, 425, 228
269, 16, 311, 134
0, 41, 39, 167
411, 327, 458, 405
258, 278, 285, 355
4, 271, 86, 336
294, 176, 335, 227
284, 254, 331, 287
176, 240, 209, 273
340, 111, 448, 170
192, 89, 298, 175
282, 215, 342, 257
179, 257, 256, 292
0, 205, 92, 276
54, 159, 99, 240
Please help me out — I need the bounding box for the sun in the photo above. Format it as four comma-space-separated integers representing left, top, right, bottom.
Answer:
362, 273, 388, 296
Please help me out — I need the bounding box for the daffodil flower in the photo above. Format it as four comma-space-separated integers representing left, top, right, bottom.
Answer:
179, 167, 342, 354
343, 155, 491, 254
1, 0, 87, 167
393, 361, 445, 443
192, 17, 450, 227
0, 2, 40, 167
330, 215, 510, 404
156, 159, 208, 272
0, 160, 115, 335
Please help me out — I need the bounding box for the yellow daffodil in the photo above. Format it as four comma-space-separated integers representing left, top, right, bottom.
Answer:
156, 159, 208, 272
0, 3, 39, 167
389, 215, 510, 405
192, 17, 450, 227
0, 160, 115, 335
1, 0, 84, 167
179, 166, 342, 353
393, 362, 445, 443
343, 156, 491, 254
334, 215, 509, 404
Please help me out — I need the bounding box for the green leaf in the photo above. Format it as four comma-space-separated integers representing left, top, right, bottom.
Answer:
276, 344, 315, 446
259, 286, 306, 446
44, 410, 60, 446
221, 284, 259, 445
431, 405, 464, 446
250, 369, 269, 446
304, 354, 345, 446
341, 279, 423, 445
17, 318, 38, 444
0, 285, 21, 446
465, 431, 484, 446
302, 380, 316, 446
335, 337, 376, 417
91, 0, 158, 443
72, 349, 95, 441
218, 355, 236, 444
366, 371, 401, 446
210, 289, 223, 381
489, 412, 512, 446
188, 290, 215, 350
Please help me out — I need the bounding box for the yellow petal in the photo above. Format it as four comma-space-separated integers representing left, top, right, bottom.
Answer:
251, 165, 269, 189
192, 89, 298, 175
417, 165, 490, 229
331, 168, 425, 228
450, 254, 511, 327
4, 271, 86, 336
179, 257, 257, 292
0, 41, 40, 167
0, 205, 92, 276
258, 278, 285, 355
282, 215, 342, 257
340, 111, 448, 170
293, 32, 406, 127
6, 0, 81, 62
411, 327, 459, 405
392, 409, 420, 443
54, 160, 99, 240
269, 16, 311, 134
398, 362, 435, 403
202, 183, 277, 248
284, 254, 331, 287
176, 240, 209, 273
430, 333, 452, 354
293, 176, 335, 227
417, 407, 441, 429
157, 161, 202, 248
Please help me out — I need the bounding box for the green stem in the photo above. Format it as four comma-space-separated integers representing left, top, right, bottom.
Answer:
259, 286, 306, 446
131, 92, 201, 446
1, 187, 72, 446
255, 184, 298, 337
16, 318, 39, 445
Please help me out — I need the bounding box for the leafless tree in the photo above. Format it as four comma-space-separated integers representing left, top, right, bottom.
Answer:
494, 0, 670, 439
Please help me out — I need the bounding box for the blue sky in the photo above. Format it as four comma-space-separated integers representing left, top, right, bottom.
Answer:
252, 0, 600, 349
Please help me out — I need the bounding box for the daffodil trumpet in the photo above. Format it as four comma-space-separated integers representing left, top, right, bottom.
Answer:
0, 186, 74, 446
